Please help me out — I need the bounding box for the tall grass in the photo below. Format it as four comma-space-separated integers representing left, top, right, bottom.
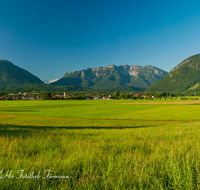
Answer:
1, 123, 200, 189
1, 100, 200, 189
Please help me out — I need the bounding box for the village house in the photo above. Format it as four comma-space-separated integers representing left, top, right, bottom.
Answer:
29, 93, 38, 99
94, 96, 103, 100
133, 93, 140, 97
103, 96, 110, 100
52, 94, 63, 98
8, 93, 15, 99
86, 95, 94, 100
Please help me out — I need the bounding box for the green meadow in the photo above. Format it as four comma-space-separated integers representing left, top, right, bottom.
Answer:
1, 99, 200, 189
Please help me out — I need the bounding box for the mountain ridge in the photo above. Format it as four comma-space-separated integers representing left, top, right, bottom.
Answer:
50, 64, 168, 89
0, 59, 44, 87
146, 53, 200, 92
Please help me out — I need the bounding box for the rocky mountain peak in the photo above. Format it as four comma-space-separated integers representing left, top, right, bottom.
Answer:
50, 64, 168, 89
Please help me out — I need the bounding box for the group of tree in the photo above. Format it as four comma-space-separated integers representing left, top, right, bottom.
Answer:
2, 89, 200, 101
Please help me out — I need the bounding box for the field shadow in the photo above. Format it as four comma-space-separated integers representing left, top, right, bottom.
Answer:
0, 124, 153, 137
0, 110, 38, 112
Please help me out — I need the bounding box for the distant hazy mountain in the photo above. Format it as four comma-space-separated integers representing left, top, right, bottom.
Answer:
0, 59, 43, 87
146, 53, 200, 92
44, 79, 59, 84
50, 65, 168, 89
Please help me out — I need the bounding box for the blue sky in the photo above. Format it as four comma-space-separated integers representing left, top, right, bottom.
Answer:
1, 0, 200, 80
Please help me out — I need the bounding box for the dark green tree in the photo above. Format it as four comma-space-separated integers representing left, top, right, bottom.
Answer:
113, 91, 119, 99
125, 93, 130, 99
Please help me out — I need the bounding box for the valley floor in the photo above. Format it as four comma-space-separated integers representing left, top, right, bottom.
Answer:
1, 99, 200, 189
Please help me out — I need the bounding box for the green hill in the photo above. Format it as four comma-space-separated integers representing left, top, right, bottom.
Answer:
0, 59, 43, 88
146, 53, 200, 92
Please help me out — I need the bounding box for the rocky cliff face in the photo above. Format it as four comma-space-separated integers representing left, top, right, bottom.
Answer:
51, 64, 168, 89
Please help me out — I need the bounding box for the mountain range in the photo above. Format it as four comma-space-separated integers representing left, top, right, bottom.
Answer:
50, 65, 168, 89
0, 59, 168, 92
4, 53, 200, 93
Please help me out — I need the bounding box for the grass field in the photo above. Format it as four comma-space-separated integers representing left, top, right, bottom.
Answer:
1, 99, 200, 189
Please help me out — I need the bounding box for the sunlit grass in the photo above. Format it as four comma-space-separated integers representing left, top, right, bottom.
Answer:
1, 100, 200, 189
1, 100, 200, 121
1, 123, 200, 189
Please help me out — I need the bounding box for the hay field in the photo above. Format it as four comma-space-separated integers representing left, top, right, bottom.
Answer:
1, 99, 200, 189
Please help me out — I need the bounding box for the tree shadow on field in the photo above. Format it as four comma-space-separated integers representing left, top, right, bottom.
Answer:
1, 110, 38, 112
0, 124, 153, 137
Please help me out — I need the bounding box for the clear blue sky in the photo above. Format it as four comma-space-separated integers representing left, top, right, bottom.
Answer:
1, 0, 200, 80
